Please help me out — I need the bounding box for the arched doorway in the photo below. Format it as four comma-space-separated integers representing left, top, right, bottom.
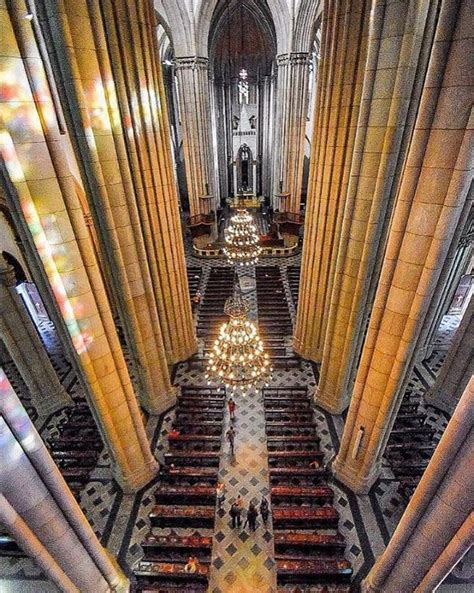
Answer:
236, 143, 254, 194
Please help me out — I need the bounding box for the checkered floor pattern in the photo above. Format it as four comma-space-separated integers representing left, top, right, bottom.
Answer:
0, 245, 469, 592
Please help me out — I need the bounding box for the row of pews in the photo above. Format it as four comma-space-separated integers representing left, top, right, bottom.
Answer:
255, 266, 300, 368
133, 385, 225, 592
286, 265, 300, 309
47, 397, 104, 498
187, 266, 202, 302
263, 386, 352, 592
386, 384, 438, 501
196, 267, 234, 339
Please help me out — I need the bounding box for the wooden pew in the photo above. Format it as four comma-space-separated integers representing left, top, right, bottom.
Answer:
264, 398, 312, 409
134, 560, 208, 585
276, 558, 352, 584
268, 451, 324, 467
271, 486, 334, 506
265, 410, 314, 422
154, 485, 216, 506
171, 421, 222, 436
266, 422, 317, 437
270, 467, 328, 485
159, 466, 218, 485
164, 451, 220, 467
140, 534, 212, 560
149, 506, 215, 528
272, 507, 339, 529
168, 435, 221, 452
267, 436, 321, 452
274, 532, 345, 555
177, 398, 225, 409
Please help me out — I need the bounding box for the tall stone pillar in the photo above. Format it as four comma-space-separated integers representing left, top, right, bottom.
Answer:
333, 0, 474, 493
313, 0, 440, 414
174, 56, 216, 218
424, 296, 474, 415
0, 371, 128, 593
39, 0, 194, 414
362, 376, 474, 593
272, 52, 311, 214
261, 74, 274, 198
100, 0, 196, 366
0, 2, 157, 491
416, 203, 473, 360
0, 255, 72, 416
295, 0, 370, 361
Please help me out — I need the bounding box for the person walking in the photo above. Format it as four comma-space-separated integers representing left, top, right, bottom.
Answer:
260, 497, 269, 526
227, 397, 236, 422
216, 482, 225, 509
229, 502, 239, 528
245, 502, 258, 532
230, 498, 242, 528
226, 426, 236, 456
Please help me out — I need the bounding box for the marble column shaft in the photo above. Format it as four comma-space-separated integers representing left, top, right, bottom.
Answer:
273, 52, 311, 213
362, 376, 474, 593
425, 296, 474, 415
333, 0, 474, 492
0, 255, 72, 415
295, 0, 370, 361
174, 56, 215, 217
41, 0, 177, 413
0, 2, 157, 491
0, 370, 129, 593
315, 0, 441, 414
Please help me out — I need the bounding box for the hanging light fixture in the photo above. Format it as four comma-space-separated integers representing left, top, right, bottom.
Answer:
205, 287, 271, 391
223, 209, 262, 266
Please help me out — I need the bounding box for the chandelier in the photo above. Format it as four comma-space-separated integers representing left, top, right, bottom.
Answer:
205, 289, 271, 391
223, 209, 262, 266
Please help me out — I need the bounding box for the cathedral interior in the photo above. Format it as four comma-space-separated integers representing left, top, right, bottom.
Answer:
0, 1, 473, 592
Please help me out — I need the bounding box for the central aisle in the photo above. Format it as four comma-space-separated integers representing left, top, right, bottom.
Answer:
208, 387, 276, 593
208, 265, 276, 593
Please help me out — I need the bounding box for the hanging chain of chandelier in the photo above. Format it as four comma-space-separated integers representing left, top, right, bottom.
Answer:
223, 208, 262, 266
205, 288, 271, 392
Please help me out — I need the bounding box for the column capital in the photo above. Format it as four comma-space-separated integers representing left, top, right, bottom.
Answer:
174, 56, 209, 71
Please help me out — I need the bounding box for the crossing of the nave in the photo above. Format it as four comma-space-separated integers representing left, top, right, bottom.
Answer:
0, 1, 473, 593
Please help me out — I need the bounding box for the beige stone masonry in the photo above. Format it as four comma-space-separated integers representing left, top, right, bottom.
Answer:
0, 2, 157, 491
334, 0, 473, 492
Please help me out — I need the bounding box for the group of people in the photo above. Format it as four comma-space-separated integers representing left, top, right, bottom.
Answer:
229, 495, 269, 532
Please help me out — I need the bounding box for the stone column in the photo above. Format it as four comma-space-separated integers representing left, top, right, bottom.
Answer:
272, 52, 311, 214
39, 0, 181, 413
362, 376, 474, 593
416, 203, 473, 360
314, 0, 441, 414
174, 56, 216, 218
294, 0, 370, 361
424, 296, 474, 415
0, 2, 157, 491
101, 0, 196, 366
333, 0, 474, 492
0, 370, 128, 593
0, 255, 72, 415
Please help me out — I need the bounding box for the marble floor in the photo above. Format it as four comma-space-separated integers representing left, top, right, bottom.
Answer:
0, 251, 470, 592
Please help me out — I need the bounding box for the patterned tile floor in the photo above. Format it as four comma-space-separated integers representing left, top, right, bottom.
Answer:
208, 388, 276, 593
0, 248, 470, 592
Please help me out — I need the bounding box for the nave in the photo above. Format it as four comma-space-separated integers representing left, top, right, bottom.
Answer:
2, 250, 468, 593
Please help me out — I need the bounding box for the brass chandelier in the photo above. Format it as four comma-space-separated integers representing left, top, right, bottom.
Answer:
223, 209, 262, 266
205, 287, 271, 391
